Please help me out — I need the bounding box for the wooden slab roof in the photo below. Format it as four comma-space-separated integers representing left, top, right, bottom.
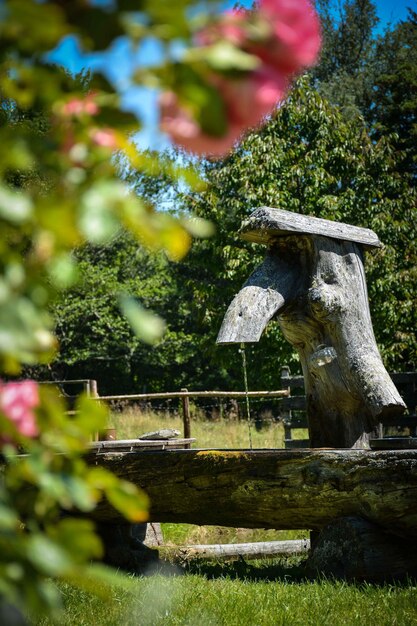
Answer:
240, 207, 382, 248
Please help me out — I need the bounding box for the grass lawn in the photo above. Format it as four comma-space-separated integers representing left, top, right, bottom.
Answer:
37, 409, 417, 625
38, 569, 417, 626
108, 404, 308, 449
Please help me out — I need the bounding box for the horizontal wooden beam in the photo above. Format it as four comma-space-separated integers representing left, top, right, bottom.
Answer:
87, 448, 417, 537
167, 539, 310, 561
240, 207, 382, 248
94, 390, 289, 402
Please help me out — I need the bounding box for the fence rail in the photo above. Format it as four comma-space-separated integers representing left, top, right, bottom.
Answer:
94, 390, 289, 401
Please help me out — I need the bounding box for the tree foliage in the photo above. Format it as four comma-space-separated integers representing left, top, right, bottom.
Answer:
182, 81, 416, 381
367, 10, 417, 178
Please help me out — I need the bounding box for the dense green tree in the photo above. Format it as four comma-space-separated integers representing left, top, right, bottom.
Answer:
49, 231, 213, 393
313, 0, 379, 119
367, 10, 417, 178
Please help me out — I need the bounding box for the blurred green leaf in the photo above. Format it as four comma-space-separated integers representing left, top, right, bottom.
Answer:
79, 182, 122, 244
0, 505, 19, 531
192, 41, 259, 71
183, 216, 215, 238
105, 480, 149, 523
73, 394, 109, 436
48, 519, 103, 563
47, 254, 79, 290
26, 535, 72, 577
119, 295, 165, 344
0, 186, 32, 223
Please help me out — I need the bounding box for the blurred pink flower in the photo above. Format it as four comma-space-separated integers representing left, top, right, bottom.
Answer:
0, 381, 39, 439
91, 128, 118, 149
218, 66, 288, 128
160, 67, 287, 156
196, 9, 248, 47
159, 0, 321, 156
253, 0, 322, 74
159, 92, 243, 157
62, 96, 99, 117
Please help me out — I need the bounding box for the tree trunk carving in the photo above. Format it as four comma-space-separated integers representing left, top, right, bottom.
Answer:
217, 208, 406, 448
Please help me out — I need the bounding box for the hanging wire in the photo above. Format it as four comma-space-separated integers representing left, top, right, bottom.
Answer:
240, 343, 253, 449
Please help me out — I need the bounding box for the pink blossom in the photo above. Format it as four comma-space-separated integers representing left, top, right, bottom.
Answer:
217, 66, 288, 128
196, 9, 248, 47
160, 67, 287, 156
159, 92, 243, 157
0, 381, 39, 439
90, 128, 118, 149
159, 0, 321, 156
62, 96, 99, 118
253, 0, 322, 74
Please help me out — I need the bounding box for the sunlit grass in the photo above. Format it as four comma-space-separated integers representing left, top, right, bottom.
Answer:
108, 405, 297, 449
38, 574, 417, 626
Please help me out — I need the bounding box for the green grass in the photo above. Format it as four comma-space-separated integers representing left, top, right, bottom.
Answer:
38, 573, 417, 626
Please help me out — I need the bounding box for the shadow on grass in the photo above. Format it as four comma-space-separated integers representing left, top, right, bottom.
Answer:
150, 556, 417, 588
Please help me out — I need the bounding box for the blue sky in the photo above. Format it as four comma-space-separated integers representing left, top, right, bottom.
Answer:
50, 0, 414, 151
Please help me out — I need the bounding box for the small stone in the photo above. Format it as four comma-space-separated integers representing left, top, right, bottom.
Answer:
139, 429, 180, 440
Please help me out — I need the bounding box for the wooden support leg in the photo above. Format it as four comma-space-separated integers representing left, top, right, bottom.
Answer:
96, 523, 159, 573
307, 516, 417, 582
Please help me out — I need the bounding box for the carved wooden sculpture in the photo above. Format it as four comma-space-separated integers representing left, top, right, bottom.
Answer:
217, 207, 406, 448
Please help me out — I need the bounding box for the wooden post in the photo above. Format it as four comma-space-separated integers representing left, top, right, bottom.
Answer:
88, 380, 99, 441
87, 379, 98, 398
181, 387, 191, 440
308, 516, 417, 581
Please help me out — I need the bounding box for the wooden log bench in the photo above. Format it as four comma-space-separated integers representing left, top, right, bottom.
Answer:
87, 447, 417, 580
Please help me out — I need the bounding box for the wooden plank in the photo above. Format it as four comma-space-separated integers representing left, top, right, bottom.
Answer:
240, 207, 382, 248
284, 439, 310, 449
89, 438, 196, 452
170, 539, 310, 561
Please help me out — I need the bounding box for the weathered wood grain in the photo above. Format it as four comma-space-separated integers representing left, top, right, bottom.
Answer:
240, 207, 382, 248
308, 516, 417, 581
87, 448, 417, 538
217, 245, 305, 344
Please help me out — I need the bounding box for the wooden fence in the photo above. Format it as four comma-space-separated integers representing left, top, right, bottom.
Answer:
41, 380, 290, 440
95, 388, 290, 439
